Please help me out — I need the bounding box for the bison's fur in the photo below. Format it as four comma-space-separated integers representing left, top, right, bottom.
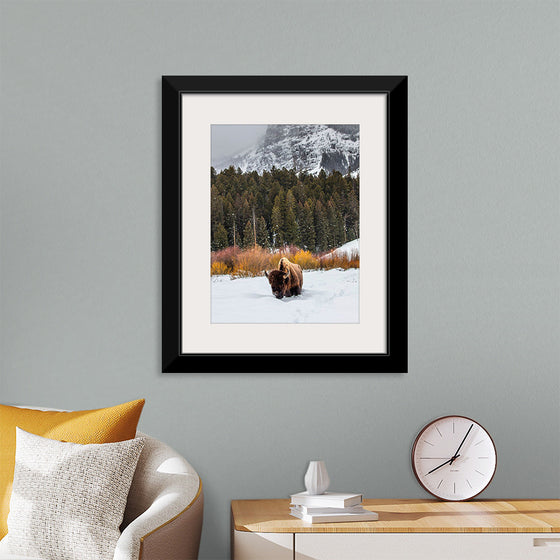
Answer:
265, 257, 303, 299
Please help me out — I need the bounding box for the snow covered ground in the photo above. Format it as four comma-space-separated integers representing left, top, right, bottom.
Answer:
327, 238, 359, 258
211, 268, 359, 324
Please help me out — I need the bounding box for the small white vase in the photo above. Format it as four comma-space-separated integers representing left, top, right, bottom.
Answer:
304, 460, 330, 495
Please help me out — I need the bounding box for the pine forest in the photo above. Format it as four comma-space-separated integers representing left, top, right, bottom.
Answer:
211, 166, 359, 253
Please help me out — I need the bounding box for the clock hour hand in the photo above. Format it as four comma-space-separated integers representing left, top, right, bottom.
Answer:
426, 455, 460, 475
449, 423, 473, 464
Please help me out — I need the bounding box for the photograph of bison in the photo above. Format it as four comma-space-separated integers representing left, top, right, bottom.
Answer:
210, 124, 360, 324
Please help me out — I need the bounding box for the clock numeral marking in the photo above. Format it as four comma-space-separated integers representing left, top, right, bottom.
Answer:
453, 483, 456, 494
466, 479, 472, 489
478, 457, 489, 459
452, 421, 455, 434
435, 426, 443, 438
423, 440, 435, 446
475, 470, 485, 476
437, 479, 443, 489
474, 440, 485, 446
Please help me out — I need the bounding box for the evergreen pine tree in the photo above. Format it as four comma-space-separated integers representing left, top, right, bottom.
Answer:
256, 216, 269, 248
327, 198, 345, 249
284, 189, 299, 246
346, 188, 359, 241
270, 191, 285, 247
212, 223, 229, 251
314, 200, 328, 252
242, 219, 254, 248
300, 199, 315, 250
211, 186, 225, 231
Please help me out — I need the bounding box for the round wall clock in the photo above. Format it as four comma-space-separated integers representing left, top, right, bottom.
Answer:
411, 415, 497, 501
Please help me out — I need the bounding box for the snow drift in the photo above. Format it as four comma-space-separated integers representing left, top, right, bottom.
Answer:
211, 268, 359, 324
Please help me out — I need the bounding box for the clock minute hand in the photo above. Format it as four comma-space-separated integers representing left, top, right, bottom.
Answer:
450, 423, 473, 464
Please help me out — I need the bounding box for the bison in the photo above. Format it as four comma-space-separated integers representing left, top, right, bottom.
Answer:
265, 257, 303, 299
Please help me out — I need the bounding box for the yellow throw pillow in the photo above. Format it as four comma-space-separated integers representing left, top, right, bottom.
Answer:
0, 398, 144, 539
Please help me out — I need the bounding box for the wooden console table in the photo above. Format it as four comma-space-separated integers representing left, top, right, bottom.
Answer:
231, 498, 560, 559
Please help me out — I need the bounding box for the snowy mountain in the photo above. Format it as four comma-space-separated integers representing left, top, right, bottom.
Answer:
214, 124, 359, 175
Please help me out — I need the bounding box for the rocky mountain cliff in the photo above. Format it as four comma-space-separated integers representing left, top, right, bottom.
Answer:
214, 124, 359, 175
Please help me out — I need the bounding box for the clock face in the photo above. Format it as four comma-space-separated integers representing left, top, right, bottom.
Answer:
412, 416, 497, 501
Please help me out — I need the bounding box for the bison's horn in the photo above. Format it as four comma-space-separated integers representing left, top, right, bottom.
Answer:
264, 270, 269, 278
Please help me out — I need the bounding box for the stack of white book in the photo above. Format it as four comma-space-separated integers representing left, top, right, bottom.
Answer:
289, 491, 378, 523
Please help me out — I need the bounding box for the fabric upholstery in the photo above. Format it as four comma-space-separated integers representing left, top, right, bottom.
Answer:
116, 433, 202, 560
0, 555, 43, 559
139, 491, 203, 560
2, 429, 144, 560
0, 399, 144, 538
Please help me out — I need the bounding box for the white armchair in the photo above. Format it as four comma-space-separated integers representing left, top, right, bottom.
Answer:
0, 431, 203, 560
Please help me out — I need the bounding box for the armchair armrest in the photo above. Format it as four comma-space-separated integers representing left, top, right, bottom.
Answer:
114, 433, 203, 560
115, 484, 203, 560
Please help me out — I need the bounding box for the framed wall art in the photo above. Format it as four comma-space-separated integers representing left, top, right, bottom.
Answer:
162, 76, 407, 373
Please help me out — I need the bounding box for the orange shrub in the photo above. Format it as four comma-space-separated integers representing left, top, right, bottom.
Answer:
211, 246, 240, 269
211, 261, 231, 275
232, 247, 275, 278
291, 249, 320, 270
211, 245, 359, 277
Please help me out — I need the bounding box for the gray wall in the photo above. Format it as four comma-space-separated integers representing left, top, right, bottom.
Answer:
1, 1, 558, 558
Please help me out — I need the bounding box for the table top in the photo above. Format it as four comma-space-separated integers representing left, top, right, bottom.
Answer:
231, 499, 560, 533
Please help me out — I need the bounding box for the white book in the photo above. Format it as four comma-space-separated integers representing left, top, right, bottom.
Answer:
290, 506, 378, 524
290, 491, 363, 508
292, 504, 366, 514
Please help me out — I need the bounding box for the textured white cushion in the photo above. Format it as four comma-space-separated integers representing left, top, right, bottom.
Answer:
0, 555, 44, 559
2, 428, 144, 560
0, 534, 40, 558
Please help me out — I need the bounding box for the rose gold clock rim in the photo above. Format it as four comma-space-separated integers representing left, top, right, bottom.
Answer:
411, 415, 498, 502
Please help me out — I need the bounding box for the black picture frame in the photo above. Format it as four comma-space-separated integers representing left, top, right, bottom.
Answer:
162, 76, 407, 373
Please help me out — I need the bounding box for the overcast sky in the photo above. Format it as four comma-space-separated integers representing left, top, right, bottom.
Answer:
211, 124, 267, 166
